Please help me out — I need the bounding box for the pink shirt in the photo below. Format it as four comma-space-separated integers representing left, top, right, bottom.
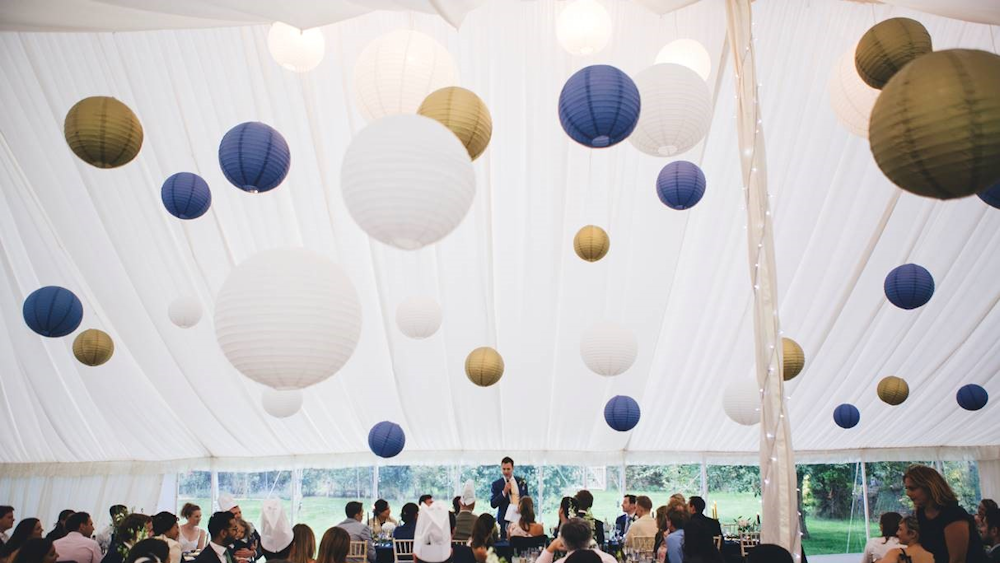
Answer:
53, 532, 103, 563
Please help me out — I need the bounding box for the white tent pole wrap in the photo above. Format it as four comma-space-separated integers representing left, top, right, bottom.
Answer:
724, 0, 801, 557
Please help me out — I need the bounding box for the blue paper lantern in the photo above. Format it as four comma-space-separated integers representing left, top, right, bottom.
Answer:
978, 181, 1000, 209
368, 421, 406, 458
956, 384, 988, 411
218, 122, 291, 193
604, 395, 641, 432
161, 172, 212, 219
657, 161, 706, 210
23, 286, 83, 338
558, 65, 641, 149
833, 403, 860, 429
884, 264, 934, 310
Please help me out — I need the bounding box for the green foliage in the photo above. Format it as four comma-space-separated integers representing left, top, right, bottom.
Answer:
707, 465, 760, 495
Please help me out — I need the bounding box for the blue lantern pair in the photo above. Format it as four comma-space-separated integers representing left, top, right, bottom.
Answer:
368, 421, 406, 458
558, 65, 641, 149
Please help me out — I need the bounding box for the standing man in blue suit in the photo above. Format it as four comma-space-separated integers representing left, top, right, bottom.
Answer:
490, 457, 529, 539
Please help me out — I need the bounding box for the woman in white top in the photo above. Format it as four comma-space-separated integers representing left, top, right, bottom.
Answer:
178, 503, 207, 552
862, 512, 902, 563
507, 497, 545, 538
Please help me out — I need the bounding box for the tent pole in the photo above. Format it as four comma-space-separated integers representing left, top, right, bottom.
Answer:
700, 459, 708, 499
861, 459, 870, 543
292, 468, 303, 525
372, 464, 380, 507
210, 469, 219, 511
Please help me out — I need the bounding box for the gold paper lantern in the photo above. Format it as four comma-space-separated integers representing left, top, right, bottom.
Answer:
869, 49, 1000, 199
465, 346, 504, 387
782, 338, 805, 381
855, 18, 932, 89
72, 329, 114, 366
64, 96, 143, 168
877, 375, 909, 406
574, 225, 610, 262
418, 87, 492, 161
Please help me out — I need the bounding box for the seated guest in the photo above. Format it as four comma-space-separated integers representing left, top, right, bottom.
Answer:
286, 525, 315, 563
394, 504, 420, 541
53, 512, 102, 563
413, 503, 452, 563
11, 538, 58, 563
125, 539, 168, 563
747, 544, 793, 563
2, 519, 43, 563
679, 519, 722, 563
666, 496, 686, 516
219, 496, 261, 562
419, 497, 434, 508
259, 500, 294, 562
861, 512, 902, 563
334, 503, 374, 563
316, 527, 349, 563
102, 514, 152, 563
508, 498, 544, 538
46, 512, 74, 542
554, 498, 578, 538
876, 516, 934, 563
178, 504, 207, 553
624, 497, 656, 544
452, 499, 461, 516
979, 500, 999, 539
453, 482, 477, 542
193, 512, 238, 563
664, 510, 687, 563
232, 519, 257, 560
653, 507, 670, 562
685, 498, 721, 540
982, 508, 999, 562
152, 512, 182, 563
368, 501, 397, 537
535, 519, 617, 563
616, 496, 637, 539
97, 506, 129, 555
468, 515, 496, 563
573, 491, 604, 547
1, 507, 15, 547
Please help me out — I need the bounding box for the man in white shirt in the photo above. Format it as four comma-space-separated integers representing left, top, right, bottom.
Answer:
624, 496, 656, 544
0, 506, 14, 546
536, 519, 617, 563
53, 512, 102, 563
152, 512, 183, 563
193, 512, 238, 563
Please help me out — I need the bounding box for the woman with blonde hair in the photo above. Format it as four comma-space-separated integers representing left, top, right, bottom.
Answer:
289, 524, 317, 563
876, 516, 933, 563
665, 494, 686, 514
902, 464, 987, 563
508, 497, 544, 538
316, 527, 350, 563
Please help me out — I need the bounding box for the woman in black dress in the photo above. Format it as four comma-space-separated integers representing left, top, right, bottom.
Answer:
903, 465, 987, 563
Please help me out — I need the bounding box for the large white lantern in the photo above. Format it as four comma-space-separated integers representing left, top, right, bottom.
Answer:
267, 22, 326, 72
341, 115, 475, 250
556, 0, 613, 56
354, 30, 457, 122
396, 296, 443, 339
262, 388, 303, 418
168, 296, 202, 328
214, 248, 362, 390
628, 63, 712, 157
580, 321, 638, 376
654, 39, 712, 81
723, 379, 761, 426
828, 49, 879, 139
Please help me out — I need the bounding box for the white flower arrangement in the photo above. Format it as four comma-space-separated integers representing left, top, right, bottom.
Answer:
381, 522, 396, 535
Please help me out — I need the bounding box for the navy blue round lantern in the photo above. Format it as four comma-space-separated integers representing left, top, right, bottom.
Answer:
218, 122, 291, 193
558, 65, 641, 149
956, 384, 988, 411
833, 403, 860, 429
161, 172, 212, 219
368, 421, 406, 458
23, 286, 83, 338
604, 395, 641, 432
884, 263, 934, 310
657, 161, 706, 210
978, 181, 1000, 209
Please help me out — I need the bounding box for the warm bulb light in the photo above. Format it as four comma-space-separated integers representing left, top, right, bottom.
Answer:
267, 22, 325, 72
556, 0, 613, 56
655, 39, 712, 80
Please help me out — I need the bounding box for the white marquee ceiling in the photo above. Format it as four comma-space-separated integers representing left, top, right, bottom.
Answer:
1, 0, 999, 469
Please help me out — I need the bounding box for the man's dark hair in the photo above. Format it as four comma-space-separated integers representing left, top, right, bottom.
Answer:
501, 457, 514, 466
126, 538, 169, 563
688, 496, 706, 514
66, 512, 91, 533
564, 550, 601, 563
401, 503, 419, 525
152, 512, 178, 536
986, 507, 1000, 533
747, 544, 793, 563
418, 495, 433, 505
109, 505, 128, 519
636, 496, 653, 511
208, 511, 235, 539
559, 518, 593, 551
448, 512, 457, 534
575, 490, 594, 511
624, 494, 637, 505
0, 506, 13, 519
345, 502, 364, 519
667, 509, 688, 530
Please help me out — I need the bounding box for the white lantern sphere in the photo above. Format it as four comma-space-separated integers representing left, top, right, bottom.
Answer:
556, 0, 613, 56
828, 49, 879, 139
341, 115, 475, 250
168, 296, 202, 328
628, 63, 712, 157
723, 379, 761, 426
354, 29, 457, 122
580, 321, 638, 376
214, 248, 362, 390
267, 22, 326, 72
396, 296, 443, 339
262, 388, 303, 418
654, 39, 712, 81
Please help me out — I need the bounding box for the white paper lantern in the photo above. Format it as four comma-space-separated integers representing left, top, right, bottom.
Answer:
829, 49, 879, 139
354, 30, 457, 122
723, 379, 761, 426
341, 115, 475, 250
654, 39, 712, 80
168, 296, 202, 328
556, 0, 613, 56
580, 321, 638, 376
214, 248, 362, 390
267, 22, 326, 72
628, 63, 712, 157
262, 388, 303, 418
396, 296, 443, 339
